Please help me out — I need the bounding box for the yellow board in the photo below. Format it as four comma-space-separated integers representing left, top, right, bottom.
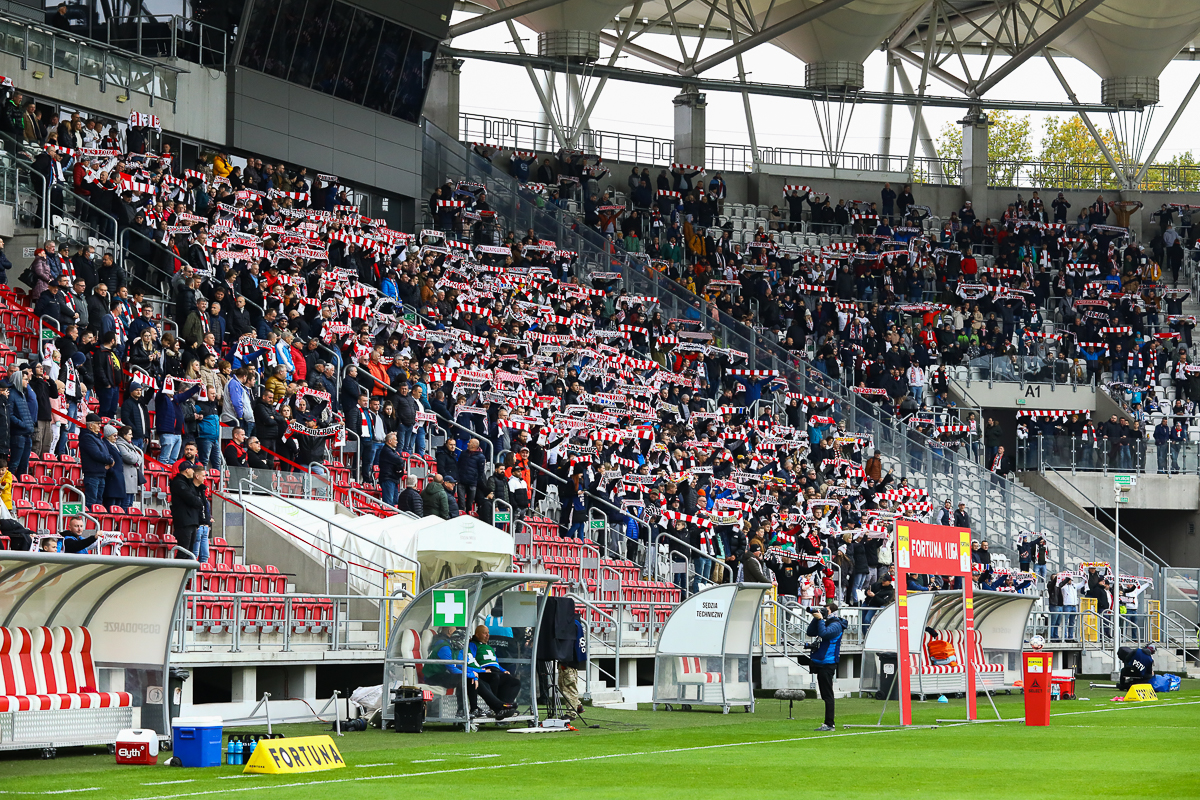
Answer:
1081, 597, 1098, 643
1123, 684, 1158, 702
243, 735, 346, 774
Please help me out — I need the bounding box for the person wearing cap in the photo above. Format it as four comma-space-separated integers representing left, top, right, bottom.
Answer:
78, 413, 114, 509
169, 460, 204, 559
443, 477, 461, 518
1117, 643, 1156, 690
119, 381, 152, 451
100, 424, 125, 508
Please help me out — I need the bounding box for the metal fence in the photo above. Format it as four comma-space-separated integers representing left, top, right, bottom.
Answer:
0, 11, 185, 108
460, 112, 1200, 191
107, 15, 229, 71
459, 112, 955, 178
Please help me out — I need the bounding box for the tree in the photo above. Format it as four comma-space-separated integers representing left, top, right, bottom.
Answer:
935, 111, 1034, 186
1143, 151, 1200, 193
1036, 116, 1121, 190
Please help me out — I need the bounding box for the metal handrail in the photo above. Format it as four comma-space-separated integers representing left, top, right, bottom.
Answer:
565, 592, 622, 699
526, 460, 651, 540
106, 14, 229, 71
459, 111, 1200, 191
652, 530, 720, 592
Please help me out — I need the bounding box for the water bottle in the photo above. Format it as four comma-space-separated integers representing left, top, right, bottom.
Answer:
227, 737, 236, 765
234, 737, 245, 765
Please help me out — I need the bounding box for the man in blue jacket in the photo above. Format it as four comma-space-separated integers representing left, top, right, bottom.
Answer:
7, 370, 34, 478
78, 413, 114, 508
795, 601, 848, 731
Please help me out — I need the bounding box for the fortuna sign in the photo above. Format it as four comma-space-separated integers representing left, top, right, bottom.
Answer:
895, 521, 977, 726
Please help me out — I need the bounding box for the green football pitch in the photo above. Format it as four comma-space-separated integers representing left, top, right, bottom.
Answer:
2, 685, 1198, 800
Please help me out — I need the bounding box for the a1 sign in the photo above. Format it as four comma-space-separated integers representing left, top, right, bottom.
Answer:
432, 589, 468, 627
61, 502, 83, 517
1113, 474, 1136, 488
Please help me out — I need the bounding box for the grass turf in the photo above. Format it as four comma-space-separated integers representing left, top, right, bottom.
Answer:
1, 684, 1198, 800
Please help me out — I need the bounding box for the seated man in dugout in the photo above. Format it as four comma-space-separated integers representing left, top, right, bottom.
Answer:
470, 624, 520, 720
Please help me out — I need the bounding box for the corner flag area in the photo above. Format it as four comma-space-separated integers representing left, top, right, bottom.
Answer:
2, 687, 1197, 800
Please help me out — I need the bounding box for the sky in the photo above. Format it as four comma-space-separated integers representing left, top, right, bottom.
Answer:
450, 13, 1200, 165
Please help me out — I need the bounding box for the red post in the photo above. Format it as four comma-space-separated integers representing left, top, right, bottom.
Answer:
1022, 651, 1051, 726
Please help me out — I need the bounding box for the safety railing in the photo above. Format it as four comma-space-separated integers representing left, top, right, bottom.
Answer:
652, 530, 720, 597
457, 112, 1200, 191
0, 10, 185, 108
1017, 436, 1200, 477
108, 15, 229, 70
459, 112, 956, 179
171, 590, 412, 654
230, 479, 422, 594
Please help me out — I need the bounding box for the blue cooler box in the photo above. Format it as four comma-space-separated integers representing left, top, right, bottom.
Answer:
171, 716, 224, 767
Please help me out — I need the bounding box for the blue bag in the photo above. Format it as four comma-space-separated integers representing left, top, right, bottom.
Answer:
1150, 674, 1181, 693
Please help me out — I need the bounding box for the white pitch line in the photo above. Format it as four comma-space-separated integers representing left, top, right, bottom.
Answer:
409, 759, 444, 763
216, 776, 251, 780
119, 726, 920, 800
0, 791, 100, 796
140, 782, 195, 787
117, 699, 1200, 800
466, 754, 500, 759
354, 763, 395, 768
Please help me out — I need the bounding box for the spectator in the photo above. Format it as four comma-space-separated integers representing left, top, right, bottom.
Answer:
376, 432, 404, 507
0, 457, 11, 513
862, 575, 894, 627
398, 475, 424, 516
78, 413, 113, 508
113, 425, 144, 509
58, 515, 96, 554
443, 476, 461, 518
421, 473, 449, 519
169, 461, 203, 559
246, 436, 274, 470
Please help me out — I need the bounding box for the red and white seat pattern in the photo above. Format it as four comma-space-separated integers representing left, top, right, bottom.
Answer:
910, 630, 1005, 676
676, 656, 722, 684
0, 626, 133, 712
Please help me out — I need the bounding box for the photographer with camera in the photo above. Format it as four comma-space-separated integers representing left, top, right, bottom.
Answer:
795, 601, 848, 731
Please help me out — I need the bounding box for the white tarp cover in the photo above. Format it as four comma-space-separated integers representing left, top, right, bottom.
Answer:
238, 498, 511, 592
414, 517, 514, 589
240, 497, 419, 595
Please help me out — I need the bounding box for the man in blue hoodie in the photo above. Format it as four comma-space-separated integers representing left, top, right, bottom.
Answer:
795, 601, 848, 731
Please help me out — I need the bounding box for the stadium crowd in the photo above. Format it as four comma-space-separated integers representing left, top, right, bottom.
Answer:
0, 102, 1173, 615
499, 157, 1200, 475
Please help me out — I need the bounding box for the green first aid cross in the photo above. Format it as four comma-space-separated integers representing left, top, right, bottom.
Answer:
432, 589, 468, 627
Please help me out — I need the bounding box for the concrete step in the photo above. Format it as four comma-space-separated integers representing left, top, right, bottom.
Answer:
588, 688, 634, 710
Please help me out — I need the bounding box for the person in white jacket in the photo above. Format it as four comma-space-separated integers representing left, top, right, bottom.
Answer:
906, 364, 925, 403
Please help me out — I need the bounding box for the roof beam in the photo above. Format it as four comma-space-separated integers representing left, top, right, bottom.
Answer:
681, 0, 854, 76
446, 0, 573, 39
969, 0, 1107, 98
441, 45, 1118, 112
598, 31, 686, 72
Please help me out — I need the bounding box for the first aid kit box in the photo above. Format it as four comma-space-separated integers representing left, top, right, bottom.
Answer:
115, 729, 159, 765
